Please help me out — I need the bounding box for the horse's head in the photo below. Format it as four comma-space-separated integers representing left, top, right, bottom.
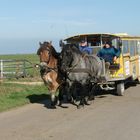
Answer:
60, 44, 80, 71
37, 41, 52, 64
37, 41, 61, 76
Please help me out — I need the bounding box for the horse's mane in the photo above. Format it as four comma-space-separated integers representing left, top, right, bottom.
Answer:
37, 41, 60, 59
63, 43, 82, 55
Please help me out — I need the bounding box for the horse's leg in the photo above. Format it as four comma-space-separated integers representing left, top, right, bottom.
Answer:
90, 84, 96, 101
50, 82, 59, 108
77, 84, 85, 109
50, 91, 57, 108
82, 83, 92, 106
65, 82, 73, 103
86, 83, 95, 104
58, 89, 63, 106
77, 97, 85, 109
69, 83, 79, 107
77, 83, 93, 108
58, 83, 66, 106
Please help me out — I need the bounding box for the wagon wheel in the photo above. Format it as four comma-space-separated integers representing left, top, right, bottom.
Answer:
116, 82, 125, 96
137, 77, 140, 83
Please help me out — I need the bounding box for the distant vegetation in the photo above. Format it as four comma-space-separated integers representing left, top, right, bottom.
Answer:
0, 53, 39, 63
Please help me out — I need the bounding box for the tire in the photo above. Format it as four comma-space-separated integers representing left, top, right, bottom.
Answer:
117, 82, 125, 96
137, 77, 140, 83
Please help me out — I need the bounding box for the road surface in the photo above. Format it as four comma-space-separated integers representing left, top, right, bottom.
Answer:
0, 83, 140, 140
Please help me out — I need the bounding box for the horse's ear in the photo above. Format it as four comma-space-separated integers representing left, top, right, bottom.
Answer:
39, 42, 42, 46
59, 39, 65, 48
49, 41, 52, 45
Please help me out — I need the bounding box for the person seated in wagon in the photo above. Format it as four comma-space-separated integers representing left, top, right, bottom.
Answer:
79, 40, 93, 54
97, 41, 121, 65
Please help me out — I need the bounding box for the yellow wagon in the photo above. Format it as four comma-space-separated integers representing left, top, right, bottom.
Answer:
63, 33, 140, 95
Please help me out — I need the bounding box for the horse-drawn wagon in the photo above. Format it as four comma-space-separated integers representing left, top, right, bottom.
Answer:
63, 33, 140, 96
36, 34, 140, 108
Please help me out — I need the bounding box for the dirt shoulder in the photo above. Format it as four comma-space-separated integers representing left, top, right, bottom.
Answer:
3, 81, 43, 85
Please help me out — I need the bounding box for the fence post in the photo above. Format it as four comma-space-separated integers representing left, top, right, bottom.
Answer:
0, 60, 3, 78
23, 60, 26, 77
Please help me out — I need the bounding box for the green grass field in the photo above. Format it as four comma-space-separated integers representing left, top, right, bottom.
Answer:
0, 54, 49, 112
0, 53, 39, 62
0, 83, 49, 112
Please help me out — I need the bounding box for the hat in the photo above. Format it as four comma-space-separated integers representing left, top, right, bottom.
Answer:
105, 41, 112, 46
81, 41, 87, 46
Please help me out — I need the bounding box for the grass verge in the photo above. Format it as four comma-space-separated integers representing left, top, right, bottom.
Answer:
0, 83, 48, 112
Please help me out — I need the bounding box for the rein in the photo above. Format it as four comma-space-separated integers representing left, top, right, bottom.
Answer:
65, 54, 100, 83
67, 68, 91, 74
44, 64, 58, 71
40, 62, 58, 78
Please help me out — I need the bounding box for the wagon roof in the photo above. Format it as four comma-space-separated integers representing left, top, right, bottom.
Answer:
64, 33, 120, 42
114, 33, 140, 39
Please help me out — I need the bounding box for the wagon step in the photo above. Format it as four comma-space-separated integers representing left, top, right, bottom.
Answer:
100, 84, 115, 90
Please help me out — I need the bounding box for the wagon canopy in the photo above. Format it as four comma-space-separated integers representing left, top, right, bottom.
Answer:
64, 33, 121, 46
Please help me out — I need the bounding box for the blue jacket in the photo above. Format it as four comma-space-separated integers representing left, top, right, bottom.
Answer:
79, 46, 93, 54
97, 47, 121, 63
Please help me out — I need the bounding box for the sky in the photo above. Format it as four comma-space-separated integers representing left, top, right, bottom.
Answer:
0, 0, 140, 54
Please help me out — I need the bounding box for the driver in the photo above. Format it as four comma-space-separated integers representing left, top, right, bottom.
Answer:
79, 40, 93, 54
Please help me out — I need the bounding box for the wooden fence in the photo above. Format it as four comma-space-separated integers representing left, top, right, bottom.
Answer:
0, 59, 34, 79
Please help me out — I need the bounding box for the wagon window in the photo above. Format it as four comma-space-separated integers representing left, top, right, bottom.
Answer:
137, 41, 140, 55
135, 41, 138, 55
92, 46, 102, 55
129, 40, 135, 56
122, 40, 129, 54
112, 39, 118, 48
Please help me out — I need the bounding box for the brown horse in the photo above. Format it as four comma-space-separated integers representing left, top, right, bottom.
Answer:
37, 41, 63, 107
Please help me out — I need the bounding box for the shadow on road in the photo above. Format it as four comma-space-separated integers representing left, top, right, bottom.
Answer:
26, 81, 140, 109
125, 81, 138, 90
26, 94, 55, 109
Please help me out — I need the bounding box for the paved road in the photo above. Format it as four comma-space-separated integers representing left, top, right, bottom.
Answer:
0, 83, 140, 140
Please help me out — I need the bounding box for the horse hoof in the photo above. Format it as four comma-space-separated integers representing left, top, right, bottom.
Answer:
57, 100, 62, 106
51, 101, 57, 108
77, 104, 84, 109
89, 96, 95, 101
85, 102, 91, 105
84, 98, 92, 105
58, 103, 62, 106
50, 106, 56, 109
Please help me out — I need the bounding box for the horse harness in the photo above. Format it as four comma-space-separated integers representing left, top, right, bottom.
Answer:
40, 47, 58, 76
43, 47, 51, 64
66, 55, 90, 74
65, 54, 101, 82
